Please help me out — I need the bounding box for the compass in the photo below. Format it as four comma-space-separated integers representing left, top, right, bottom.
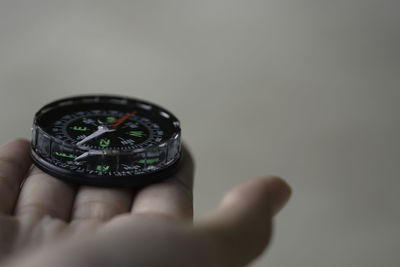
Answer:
30, 95, 182, 187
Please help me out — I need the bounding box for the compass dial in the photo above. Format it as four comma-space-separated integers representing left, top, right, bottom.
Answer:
56, 110, 156, 150
30, 95, 181, 187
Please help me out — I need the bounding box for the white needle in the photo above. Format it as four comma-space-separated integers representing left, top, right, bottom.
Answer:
74, 150, 104, 161
76, 125, 115, 146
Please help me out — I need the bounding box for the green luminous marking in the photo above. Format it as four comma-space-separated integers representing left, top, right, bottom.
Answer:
73, 126, 87, 131
138, 158, 159, 164
96, 165, 110, 172
129, 131, 144, 137
99, 138, 110, 148
55, 152, 76, 159
106, 117, 116, 123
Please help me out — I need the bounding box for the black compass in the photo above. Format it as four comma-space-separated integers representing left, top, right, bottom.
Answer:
30, 95, 182, 187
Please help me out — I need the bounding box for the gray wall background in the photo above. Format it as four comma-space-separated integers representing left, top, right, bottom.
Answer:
0, 1, 399, 266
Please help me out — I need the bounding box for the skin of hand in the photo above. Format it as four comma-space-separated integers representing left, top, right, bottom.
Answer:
0, 139, 291, 267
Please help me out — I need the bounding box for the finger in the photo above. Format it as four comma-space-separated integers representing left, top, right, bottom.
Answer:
71, 186, 133, 221
0, 139, 31, 214
196, 177, 291, 267
14, 167, 77, 221
131, 145, 194, 221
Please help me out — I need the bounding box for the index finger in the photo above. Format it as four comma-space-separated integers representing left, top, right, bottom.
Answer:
0, 139, 32, 214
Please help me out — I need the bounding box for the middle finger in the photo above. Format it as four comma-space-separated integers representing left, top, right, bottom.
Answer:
71, 186, 133, 221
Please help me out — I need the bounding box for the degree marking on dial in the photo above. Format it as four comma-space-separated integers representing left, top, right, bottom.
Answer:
55, 152, 77, 159
72, 126, 87, 131
138, 158, 159, 164
129, 131, 145, 137
99, 138, 110, 148
96, 165, 110, 172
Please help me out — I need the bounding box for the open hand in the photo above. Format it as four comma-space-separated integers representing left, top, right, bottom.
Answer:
0, 139, 291, 267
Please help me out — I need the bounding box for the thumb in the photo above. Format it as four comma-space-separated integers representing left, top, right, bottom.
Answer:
196, 176, 291, 267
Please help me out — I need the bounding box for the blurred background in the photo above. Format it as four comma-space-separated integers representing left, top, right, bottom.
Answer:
0, 0, 399, 266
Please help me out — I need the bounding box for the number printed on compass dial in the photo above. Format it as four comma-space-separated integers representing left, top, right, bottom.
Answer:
30, 95, 181, 186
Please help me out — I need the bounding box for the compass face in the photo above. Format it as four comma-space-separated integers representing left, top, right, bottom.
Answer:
30, 95, 181, 187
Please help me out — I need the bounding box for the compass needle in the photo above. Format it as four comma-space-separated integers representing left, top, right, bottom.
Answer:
76, 126, 115, 146
74, 152, 89, 161
30, 95, 181, 187
112, 110, 137, 129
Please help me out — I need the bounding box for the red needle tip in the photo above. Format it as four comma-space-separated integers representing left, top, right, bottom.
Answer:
112, 111, 137, 129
